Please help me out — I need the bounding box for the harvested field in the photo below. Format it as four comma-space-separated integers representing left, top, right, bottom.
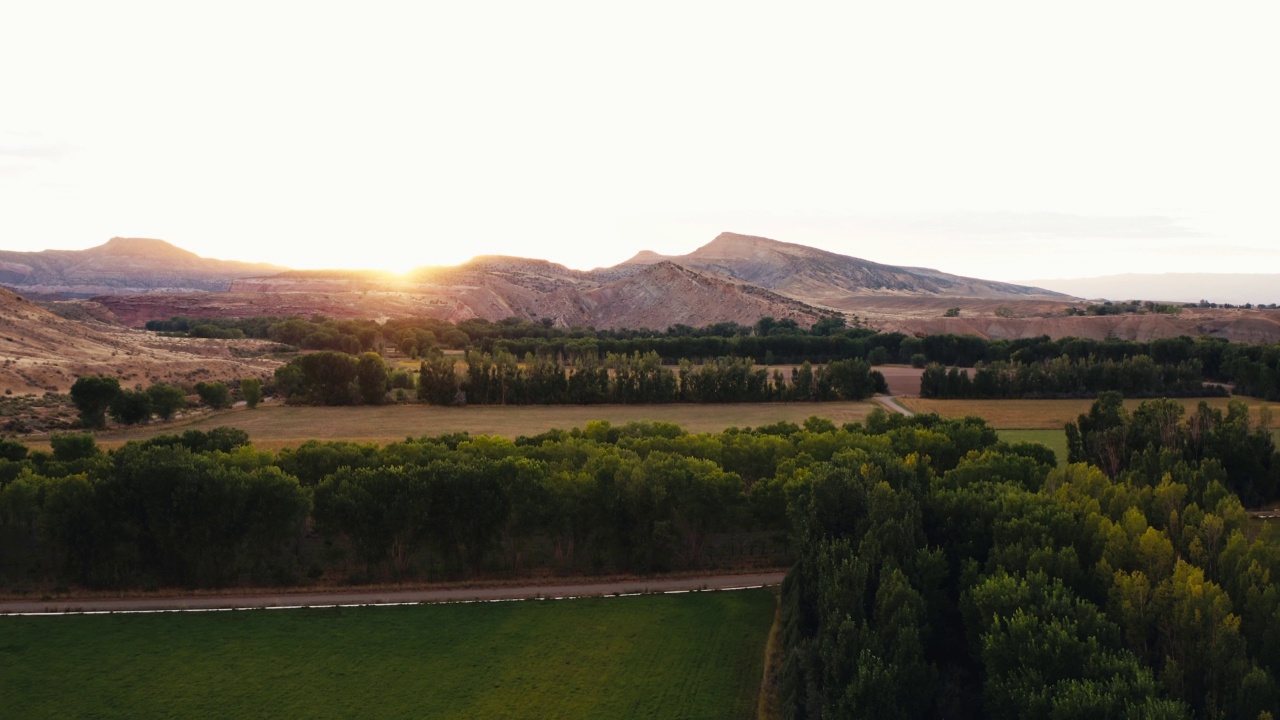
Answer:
900, 396, 1280, 430
876, 365, 924, 397
70, 401, 876, 450
0, 589, 775, 720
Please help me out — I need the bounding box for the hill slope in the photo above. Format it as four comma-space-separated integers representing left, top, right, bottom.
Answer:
0, 237, 284, 297
0, 286, 281, 395
624, 232, 1068, 307
102, 256, 831, 329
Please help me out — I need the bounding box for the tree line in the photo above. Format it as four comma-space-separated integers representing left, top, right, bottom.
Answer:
780, 394, 1280, 718
919, 356, 1224, 399
146, 312, 1280, 400
275, 350, 887, 406
0, 413, 998, 588
68, 376, 263, 429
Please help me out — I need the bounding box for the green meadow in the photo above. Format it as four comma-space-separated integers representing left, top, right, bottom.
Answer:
997, 428, 1069, 465
0, 590, 775, 720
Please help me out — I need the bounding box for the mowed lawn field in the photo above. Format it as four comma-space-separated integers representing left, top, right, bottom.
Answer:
81, 401, 876, 450
0, 590, 775, 720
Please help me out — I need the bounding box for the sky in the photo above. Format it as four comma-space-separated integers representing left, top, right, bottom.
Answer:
2, 1, 1278, 281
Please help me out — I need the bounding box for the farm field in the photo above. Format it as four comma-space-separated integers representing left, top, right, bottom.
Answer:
0, 590, 775, 720
76, 401, 876, 450
901, 396, 1280, 430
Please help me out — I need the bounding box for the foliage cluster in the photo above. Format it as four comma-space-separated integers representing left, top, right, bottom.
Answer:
1066, 392, 1280, 505
780, 395, 1280, 719
147, 312, 1280, 401
68, 375, 254, 429
1, 413, 996, 588
275, 349, 887, 407
920, 356, 1223, 400
1063, 300, 1182, 316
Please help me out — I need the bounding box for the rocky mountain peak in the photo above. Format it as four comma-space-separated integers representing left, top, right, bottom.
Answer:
690, 231, 820, 260
621, 250, 671, 265
88, 237, 201, 260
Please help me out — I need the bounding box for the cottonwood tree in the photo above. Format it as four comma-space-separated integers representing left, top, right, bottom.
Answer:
240, 378, 262, 409
146, 383, 187, 420
70, 375, 121, 429
194, 381, 232, 409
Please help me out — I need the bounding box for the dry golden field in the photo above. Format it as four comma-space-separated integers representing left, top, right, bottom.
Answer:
901, 396, 1280, 430
68, 401, 877, 451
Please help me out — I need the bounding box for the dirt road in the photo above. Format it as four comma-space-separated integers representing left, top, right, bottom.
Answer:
875, 395, 915, 417
0, 571, 787, 615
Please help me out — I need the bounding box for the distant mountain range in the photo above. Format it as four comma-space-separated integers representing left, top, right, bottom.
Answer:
6, 233, 1280, 362
10, 232, 1068, 328
621, 233, 1066, 308
0, 237, 284, 298
1023, 273, 1280, 306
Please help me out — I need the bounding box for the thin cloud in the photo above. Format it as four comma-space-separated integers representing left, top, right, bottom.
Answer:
0, 143, 68, 160
1165, 244, 1280, 258
850, 212, 1206, 240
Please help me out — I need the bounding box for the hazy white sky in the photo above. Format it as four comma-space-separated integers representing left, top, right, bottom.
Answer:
2, 1, 1277, 279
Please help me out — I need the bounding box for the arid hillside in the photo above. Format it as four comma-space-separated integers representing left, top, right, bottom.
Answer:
0, 286, 281, 394
83, 232, 1070, 330
98, 255, 831, 329
622, 232, 1068, 304
0, 237, 283, 297
11, 233, 1280, 363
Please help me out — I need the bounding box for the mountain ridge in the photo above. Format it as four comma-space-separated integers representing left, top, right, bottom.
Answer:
4, 231, 1071, 330
0, 237, 284, 298
621, 232, 1067, 306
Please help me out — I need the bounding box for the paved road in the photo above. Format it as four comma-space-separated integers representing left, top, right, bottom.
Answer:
0, 571, 787, 615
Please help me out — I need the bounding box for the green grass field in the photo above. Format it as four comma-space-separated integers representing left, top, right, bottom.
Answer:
998, 428, 1069, 465
0, 590, 775, 720
73, 401, 875, 451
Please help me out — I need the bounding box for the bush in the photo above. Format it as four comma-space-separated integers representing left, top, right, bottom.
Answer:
0, 437, 28, 462
147, 383, 188, 420
194, 381, 232, 409
109, 389, 153, 425
241, 378, 263, 409
50, 433, 98, 461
